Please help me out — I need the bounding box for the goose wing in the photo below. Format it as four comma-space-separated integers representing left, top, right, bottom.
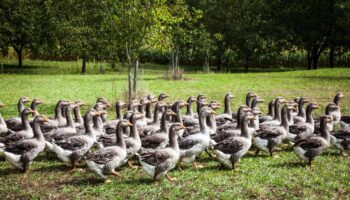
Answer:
85, 148, 119, 164
141, 134, 167, 149
5, 139, 37, 154
214, 137, 244, 154
54, 136, 88, 151
140, 149, 171, 166
289, 123, 308, 134
294, 137, 323, 149
179, 136, 201, 150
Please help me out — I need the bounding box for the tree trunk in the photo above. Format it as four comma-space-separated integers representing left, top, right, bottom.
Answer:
81, 55, 87, 75
307, 49, 312, 70
312, 47, 319, 70
329, 44, 335, 68
133, 58, 139, 99
244, 57, 249, 73
127, 58, 132, 101
175, 50, 179, 70
216, 48, 222, 72
15, 47, 23, 68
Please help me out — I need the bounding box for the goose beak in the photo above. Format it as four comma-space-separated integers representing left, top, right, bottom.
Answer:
43, 117, 49, 123
29, 109, 36, 113
210, 110, 216, 114
180, 124, 186, 129
315, 104, 320, 109
95, 112, 101, 116
128, 122, 133, 127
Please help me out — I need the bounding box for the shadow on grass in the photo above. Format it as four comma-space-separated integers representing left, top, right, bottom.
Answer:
33, 164, 69, 173
62, 177, 104, 186
269, 161, 307, 168
0, 167, 23, 176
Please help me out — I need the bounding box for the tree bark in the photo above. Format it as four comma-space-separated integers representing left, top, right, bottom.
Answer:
307, 49, 312, 70
81, 55, 87, 75
244, 56, 250, 73
329, 44, 335, 68
312, 47, 319, 70
133, 58, 139, 99
216, 48, 222, 72
15, 47, 23, 68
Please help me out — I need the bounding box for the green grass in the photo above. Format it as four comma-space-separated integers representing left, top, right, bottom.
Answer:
0, 68, 349, 199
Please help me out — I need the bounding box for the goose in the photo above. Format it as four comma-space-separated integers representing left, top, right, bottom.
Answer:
124, 112, 144, 167
41, 100, 71, 133
259, 97, 287, 127
104, 101, 127, 135
29, 98, 44, 119
213, 113, 256, 169
96, 97, 112, 123
246, 92, 257, 108
250, 108, 263, 131
251, 96, 264, 110
287, 101, 298, 125
3, 115, 48, 172
231, 92, 256, 119
212, 106, 252, 142
182, 96, 198, 126
292, 97, 301, 116
73, 100, 85, 132
141, 109, 177, 150
253, 105, 296, 157
86, 119, 132, 182
0, 103, 10, 137
137, 98, 150, 126
288, 103, 320, 141
45, 103, 78, 152
137, 123, 185, 182
145, 94, 157, 122
259, 100, 275, 123
314, 103, 338, 133
93, 102, 109, 136
183, 100, 221, 138
0, 108, 36, 148
135, 102, 167, 137
178, 107, 214, 169
192, 94, 207, 119
5, 97, 32, 131
293, 115, 332, 166
293, 97, 310, 123
330, 127, 350, 156
215, 93, 235, 122
51, 109, 100, 169
157, 93, 169, 117
330, 92, 344, 125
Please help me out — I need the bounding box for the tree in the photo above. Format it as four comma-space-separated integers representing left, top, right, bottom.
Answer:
0, 0, 48, 68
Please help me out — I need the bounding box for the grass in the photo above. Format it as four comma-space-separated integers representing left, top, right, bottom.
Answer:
0, 67, 349, 199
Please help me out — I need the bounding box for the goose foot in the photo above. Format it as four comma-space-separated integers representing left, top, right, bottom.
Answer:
128, 161, 138, 169
104, 179, 112, 183
111, 171, 122, 177
205, 150, 215, 158
177, 161, 183, 171
340, 150, 348, 156
166, 174, 177, 182
193, 162, 204, 169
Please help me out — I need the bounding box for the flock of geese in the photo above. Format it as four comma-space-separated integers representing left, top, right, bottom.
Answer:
0, 92, 349, 183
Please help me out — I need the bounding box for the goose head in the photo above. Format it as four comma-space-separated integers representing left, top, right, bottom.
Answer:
96, 97, 112, 108
209, 101, 221, 110
34, 115, 49, 124
197, 94, 206, 101
308, 102, 320, 110
165, 109, 177, 117
158, 93, 169, 101
170, 123, 186, 135
20, 97, 32, 104
147, 94, 157, 103
187, 96, 197, 104
299, 97, 310, 104
247, 92, 257, 98
31, 98, 44, 107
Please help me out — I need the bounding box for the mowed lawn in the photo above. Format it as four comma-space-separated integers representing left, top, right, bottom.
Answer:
0, 68, 349, 199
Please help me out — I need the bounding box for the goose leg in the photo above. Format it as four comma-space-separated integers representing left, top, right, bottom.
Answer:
166, 174, 177, 182
128, 161, 138, 169
177, 160, 183, 171
255, 149, 260, 156
111, 171, 122, 177
308, 158, 312, 167
231, 160, 235, 170
205, 149, 214, 157
21, 162, 29, 173
193, 161, 204, 169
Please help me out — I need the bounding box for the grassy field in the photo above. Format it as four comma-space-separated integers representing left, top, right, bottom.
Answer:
0, 67, 349, 199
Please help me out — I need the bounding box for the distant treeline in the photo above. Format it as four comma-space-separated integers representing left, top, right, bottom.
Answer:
1, 0, 350, 74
